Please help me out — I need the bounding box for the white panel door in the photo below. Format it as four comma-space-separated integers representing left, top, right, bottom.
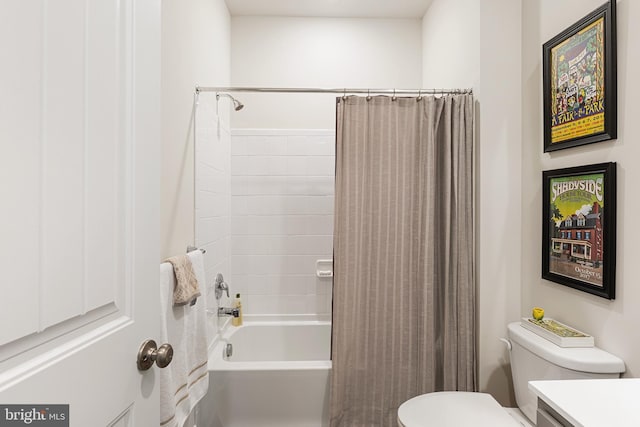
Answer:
0, 0, 162, 425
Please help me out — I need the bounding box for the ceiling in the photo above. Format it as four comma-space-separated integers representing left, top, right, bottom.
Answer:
224, 0, 434, 19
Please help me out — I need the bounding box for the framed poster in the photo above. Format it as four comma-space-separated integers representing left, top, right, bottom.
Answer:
543, 0, 617, 152
542, 162, 616, 299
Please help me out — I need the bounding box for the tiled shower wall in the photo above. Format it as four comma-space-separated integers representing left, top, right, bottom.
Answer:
195, 95, 232, 332
230, 130, 335, 315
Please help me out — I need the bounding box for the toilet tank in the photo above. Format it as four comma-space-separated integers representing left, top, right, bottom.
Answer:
507, 322, 625, 424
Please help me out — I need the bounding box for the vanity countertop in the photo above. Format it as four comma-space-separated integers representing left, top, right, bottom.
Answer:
529, 378, 640, 427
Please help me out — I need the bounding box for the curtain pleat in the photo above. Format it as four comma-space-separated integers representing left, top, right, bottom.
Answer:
330, 95, 476, 427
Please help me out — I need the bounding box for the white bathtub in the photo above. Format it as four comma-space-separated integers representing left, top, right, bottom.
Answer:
200, 315, 332, 427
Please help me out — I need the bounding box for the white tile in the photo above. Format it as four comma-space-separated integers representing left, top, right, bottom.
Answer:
231, 255, 251, 275
196, 132, 215, 163
227, 275, 249, 298
246, 295, 310, 315
247, 275, 308, 296
223, 131, 339, 316
238, 155, 288, 177
231, 156, 248, 176
244, 295, 269, 314
211, 147, 229, 173
284, 177, 307, 196
247, 216, 287, 235
231, 216, 249, 235
198, 172, 229, 198
195, 192, 216, 219
285, 136, 307, 155
264, 136, 288, 155
198, 217, 229, 245
231, 196, 248, 216
310, 135, 336, 155
285, 156, 309, 176
245, 136, 284, 156
283, 196, 334, 215
246, 195, 287, 215
246, 176, 288, 196
306, 156, 336, 177
280, 235, 331, 255
247, 275, 282, 295
286, 176, 334, 196
230, 235, 333, 256
206, 192, 229, 217
195, 168, 217, 193
231, 176, 248, 195
195, 111, 232, 314
245, 156, 270, 175
230, 235, 249, 255
231, 136, 247, 155
267, 156, 288, 175
282, 215, 334, 235
282, 255, 318, 275
231, 235, 281, 255
281, 197, 306, 215
212, 173, 231, 195
201, 237, 230, 270
312, 277, 333, 295
281, 275, 316, 293
308, 293, 332, 315
239, 255, 275, 276
244, 136, 264, 155
313, 196, 335, 215
287, 135, 335, 156
283, 295, 313, 314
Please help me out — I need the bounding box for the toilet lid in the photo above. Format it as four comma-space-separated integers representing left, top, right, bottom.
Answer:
397, 392, 522, 427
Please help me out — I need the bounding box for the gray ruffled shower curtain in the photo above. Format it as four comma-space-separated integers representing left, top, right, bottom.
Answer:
330, 94, 476, 426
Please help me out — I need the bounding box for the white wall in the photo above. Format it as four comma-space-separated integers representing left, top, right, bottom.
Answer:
478, 0, 523, 407
422, 0, 522, 406
230, 130, 335, 315
161, 0, 231, 259
230, 16, 423, 129
161, 2, 231, 426
422, 0, 480, 88
522, 0, 640, 379
425, 0, 640, 406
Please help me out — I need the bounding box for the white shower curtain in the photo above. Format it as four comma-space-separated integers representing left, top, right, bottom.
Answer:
330, 94, 476, 426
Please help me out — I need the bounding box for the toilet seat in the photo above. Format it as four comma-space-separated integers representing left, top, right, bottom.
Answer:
397, 392, 523, 427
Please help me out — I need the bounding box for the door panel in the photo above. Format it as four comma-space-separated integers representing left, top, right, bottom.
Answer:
0, 0, 161, 425
0, 0, 128, 353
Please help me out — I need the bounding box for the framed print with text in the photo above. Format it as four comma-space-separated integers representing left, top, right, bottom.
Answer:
542, 162, 616, 299
543, 1, 617, 152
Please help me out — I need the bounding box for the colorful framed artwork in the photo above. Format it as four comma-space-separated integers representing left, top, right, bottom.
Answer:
542, 163, 616, 299
543, 0, 617, 152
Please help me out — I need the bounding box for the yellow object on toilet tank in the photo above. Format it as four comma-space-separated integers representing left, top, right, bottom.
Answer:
532, 307, 545, 321
232, 293, 243, 326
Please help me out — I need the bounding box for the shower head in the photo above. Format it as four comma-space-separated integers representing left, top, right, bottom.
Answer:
231, 97, 244, 111
216, 92, 244, 111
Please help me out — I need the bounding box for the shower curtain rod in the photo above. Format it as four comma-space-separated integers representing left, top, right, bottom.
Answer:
195, 86, 472, 96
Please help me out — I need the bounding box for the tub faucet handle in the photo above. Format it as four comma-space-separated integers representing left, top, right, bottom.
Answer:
218, 307, 240, 318
214, 273, 229, 299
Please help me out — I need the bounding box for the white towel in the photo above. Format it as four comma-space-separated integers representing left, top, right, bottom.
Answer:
159, 250, 210, 427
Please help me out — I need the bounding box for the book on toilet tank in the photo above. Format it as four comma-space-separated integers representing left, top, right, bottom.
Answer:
521, 318, 594, 348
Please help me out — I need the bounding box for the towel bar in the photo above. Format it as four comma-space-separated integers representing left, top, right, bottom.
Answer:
186, 245, 206, 254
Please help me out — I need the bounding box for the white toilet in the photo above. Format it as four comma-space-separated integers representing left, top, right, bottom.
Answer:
397, 321, 625, 426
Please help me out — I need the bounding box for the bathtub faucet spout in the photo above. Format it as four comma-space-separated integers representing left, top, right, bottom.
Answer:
218, 307, 240, 318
